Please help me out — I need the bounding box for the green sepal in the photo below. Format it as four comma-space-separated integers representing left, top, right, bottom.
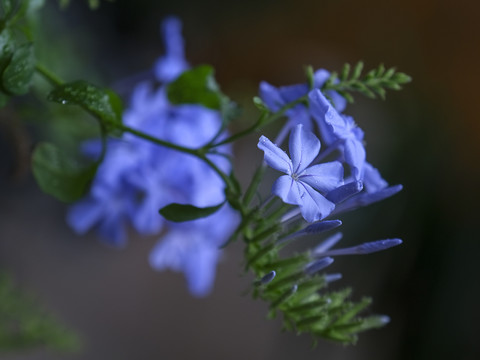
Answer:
2, 42, 35, 95
159, 201, 225, 222
47, 81, 123, 130
167, 65, 224, 109
32, 142, 98, 203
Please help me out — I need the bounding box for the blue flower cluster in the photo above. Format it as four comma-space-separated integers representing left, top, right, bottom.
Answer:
258, 73, 403, 270
67, 17, 238, 297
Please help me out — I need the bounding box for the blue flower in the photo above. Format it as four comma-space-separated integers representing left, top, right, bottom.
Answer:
258, 124, 344, 222
309, 89, 366, 180
67, 17, 238, 296
154, 16, 189, 83
149, 204, 238, 297
259, 69, 346, 144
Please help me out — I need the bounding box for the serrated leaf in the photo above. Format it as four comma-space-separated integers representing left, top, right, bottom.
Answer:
47, 81, 123, 128
32, 142, 97, 203
159, 201, 225, 222
2, 43, 35, 95
167, 65, 224, 109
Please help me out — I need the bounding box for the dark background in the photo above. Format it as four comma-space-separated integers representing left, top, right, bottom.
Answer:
1, 0, 479, 359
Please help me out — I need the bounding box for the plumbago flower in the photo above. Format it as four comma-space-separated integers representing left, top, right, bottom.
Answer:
67, 17, 238, 296
260, 75, 402, 209
259, 69, 346, 144
258, 124, 343, 222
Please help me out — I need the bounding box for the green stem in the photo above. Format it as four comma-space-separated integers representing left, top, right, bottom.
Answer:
210, 95, 308, 148
118, 124, 198, 156
35, 65, 64, 87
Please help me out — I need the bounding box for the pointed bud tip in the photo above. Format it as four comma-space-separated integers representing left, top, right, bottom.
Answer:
379, 315, 391, 325
261, 270, 276, 285
305, 257, 334, 276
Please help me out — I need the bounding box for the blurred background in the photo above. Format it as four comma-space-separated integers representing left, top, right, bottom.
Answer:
0, 0, 479, 359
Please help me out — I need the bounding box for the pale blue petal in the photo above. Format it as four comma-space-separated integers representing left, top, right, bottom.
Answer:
344, 138, 366, 180
66, 198, 104, 234
326, 180, 363, 203
309, 89, 345, 135
278, 83, 309, 103
328, 90, 347, 112
184, 244, 219, 297
298, 183, 335, 222
272, 175, 301, 205
299, 161, 344, 193
333, 184, 403, 214
363, 162, 388, 193
155, 17, 189, 82
313, 69, 347, 112
289, 124, 321, 174
258, 135, 292, 174
259, 81, 284, 111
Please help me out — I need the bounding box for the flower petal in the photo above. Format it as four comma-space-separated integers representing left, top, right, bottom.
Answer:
298, 183, 335, 222
363, 162, 388, 193
258, 135, 292, 174
309, 89, 345, 136
299, 161, 344, 193
289, 124, 321, 174
259, 81, 284, 111
344, 138, 366, 180
272, 175, 301, 205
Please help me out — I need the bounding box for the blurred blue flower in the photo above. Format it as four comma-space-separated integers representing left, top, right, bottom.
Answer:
154, 16, 189, 82
258, 124, 343, 222
67, 16, 238, 296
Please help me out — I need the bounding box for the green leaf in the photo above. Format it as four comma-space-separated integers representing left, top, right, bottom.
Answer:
159, 201, 225, 222
47, 81, 123, 128
167, 65, 224, 109
32, 142, 97, 203
2, 42, 35, 95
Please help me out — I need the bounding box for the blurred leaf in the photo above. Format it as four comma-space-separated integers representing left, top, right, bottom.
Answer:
0, 0, 14, 21
2, 42, 35, 95
0, 273, 80, 351
159, 202, 225, 222
167, 65, 224, 109
32, 142, 97, 202
47, 81, 123, 129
